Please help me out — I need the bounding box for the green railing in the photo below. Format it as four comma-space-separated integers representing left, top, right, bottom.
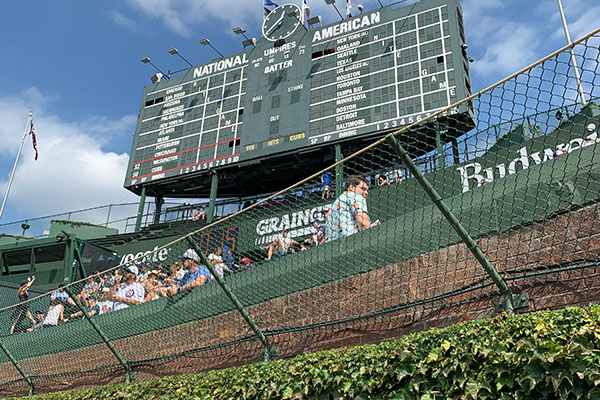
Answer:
0, 27, 599, 398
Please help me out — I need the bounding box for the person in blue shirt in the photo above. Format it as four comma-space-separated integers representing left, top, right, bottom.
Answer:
176, 249, 213, 293
321, 172, 333, 199
221, 245, 234, 273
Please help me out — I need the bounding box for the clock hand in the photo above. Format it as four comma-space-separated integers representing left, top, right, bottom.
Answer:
266, 14, 285, 36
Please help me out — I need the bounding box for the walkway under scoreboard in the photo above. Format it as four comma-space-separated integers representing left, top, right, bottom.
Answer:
125, 0, 473, 197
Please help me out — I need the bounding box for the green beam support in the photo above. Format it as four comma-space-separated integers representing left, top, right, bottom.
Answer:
153, 196, 164, 225
385, 134, 515, 313
134, 186, 147, 232
65, 286, 133, 383
451, 138, 460, 165
335, 144, 344, 197
435, 127, 445, 169
207, 172, 218, 223
0, 340, 35, 395
185, 236, 275, 361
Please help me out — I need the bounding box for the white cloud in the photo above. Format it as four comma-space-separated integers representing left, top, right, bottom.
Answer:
469, 22, 540, 78
107, 10, 138, 32
124, 0, 259, 37
0, 88, 138, 226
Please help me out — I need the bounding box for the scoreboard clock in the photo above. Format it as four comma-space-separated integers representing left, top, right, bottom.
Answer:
262, 3, 302, 41
125, 0, 473, 197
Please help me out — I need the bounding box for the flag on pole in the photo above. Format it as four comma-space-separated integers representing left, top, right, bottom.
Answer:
29, 121, 38, 161
264, 0, 279, 20
301, 0, 310, 27
346, 0, 352, 18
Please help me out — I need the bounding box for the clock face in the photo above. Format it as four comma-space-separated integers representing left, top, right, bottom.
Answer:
262, 3, 302, 42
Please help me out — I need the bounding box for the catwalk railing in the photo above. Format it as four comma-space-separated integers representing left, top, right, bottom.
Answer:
1, 27, 600, 397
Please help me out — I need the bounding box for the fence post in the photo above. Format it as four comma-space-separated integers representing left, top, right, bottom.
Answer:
64, 287, 133, 382
185, 236, 275, 361
0, 339, 35, 395
385, 134, 523, 313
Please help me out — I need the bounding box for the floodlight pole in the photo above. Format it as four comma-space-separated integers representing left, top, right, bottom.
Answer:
0, 111, 33, 222
556, 0, 587, 106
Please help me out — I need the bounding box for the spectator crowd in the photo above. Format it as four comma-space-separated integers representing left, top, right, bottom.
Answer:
10, 174, 375, 335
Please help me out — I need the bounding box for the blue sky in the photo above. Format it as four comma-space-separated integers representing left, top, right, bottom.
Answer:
0, 0, 598, 234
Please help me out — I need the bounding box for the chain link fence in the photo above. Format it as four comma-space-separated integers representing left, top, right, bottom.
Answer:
1, 27, 600, 397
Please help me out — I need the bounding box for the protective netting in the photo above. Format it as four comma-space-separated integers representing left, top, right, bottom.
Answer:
1, 28, 600, 397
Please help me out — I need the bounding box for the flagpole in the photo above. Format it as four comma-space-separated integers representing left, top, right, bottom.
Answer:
556, 0, 587, 106
0, 111, 33, 222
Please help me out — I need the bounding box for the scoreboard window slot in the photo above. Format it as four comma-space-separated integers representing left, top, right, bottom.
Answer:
395, 31, 417, 49
195, 78, 208, 92
437, 56, 444, 64
397, 79, 421, 98
269, 120, 279, 135
373, 69, 395, 87
397, 62, 420, 82
291, 91, 300, 104
238, 108, 244, 116
226, 69, 242, 84
395, 16, 416, 34
370, 22, 393, 38
398, 97, 422, 116
271, 95, 281, 109
310, 104, 323, 119
374, 86, 394, 104
309, 120, 321, 136
374, 104, 396, 121
229, 138, 241, 148
223, 97, 239, 112
209, 73, 225, 89
398, 46, 419, 64
204, 115, 219, 131
207, 88, 222, 102
312, 50, 324, 59
423, 91, 448, 111
253, 100, 262, 114
418, 9, 441, 27
145, 99, 155, 107
155, 97, 164, 104
419, 25, 442, 43
224, 82, 240, 97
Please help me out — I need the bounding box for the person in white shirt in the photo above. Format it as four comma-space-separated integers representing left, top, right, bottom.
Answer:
112, 265, 145, 311
43, 300, 65, 327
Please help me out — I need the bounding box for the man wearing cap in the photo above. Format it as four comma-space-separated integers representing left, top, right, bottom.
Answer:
112, 265, 145, 311
311, 219, 326, 246
173, 249, 213, 294
222, 245, 234, 272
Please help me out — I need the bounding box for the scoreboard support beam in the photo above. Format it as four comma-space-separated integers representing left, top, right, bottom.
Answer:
335, 145, 344, 198
135, 186, 147, 232
153, 196, 164, 225
435, 127, 446, 169
207, 172, 219, 224
451, 138, 460, 165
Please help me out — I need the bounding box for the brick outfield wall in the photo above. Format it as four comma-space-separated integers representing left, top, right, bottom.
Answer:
1, 202, 600, 397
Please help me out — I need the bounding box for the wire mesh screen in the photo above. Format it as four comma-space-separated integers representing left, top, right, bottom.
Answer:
1, 28, 600, 397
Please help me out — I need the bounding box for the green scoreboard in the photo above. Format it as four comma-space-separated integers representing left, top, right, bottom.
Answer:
125, 0, 473, 197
